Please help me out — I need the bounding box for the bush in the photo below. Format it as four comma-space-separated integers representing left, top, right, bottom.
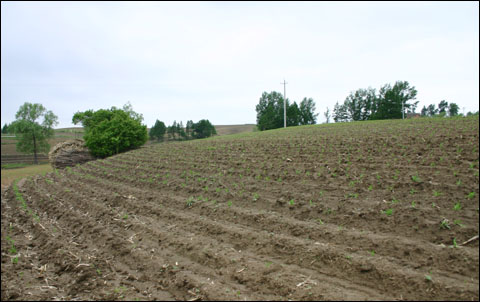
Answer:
192, 119, 217, 139
72, 104, 148, 158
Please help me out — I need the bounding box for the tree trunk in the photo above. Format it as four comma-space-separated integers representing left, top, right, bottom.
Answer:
33, 133, 38, 164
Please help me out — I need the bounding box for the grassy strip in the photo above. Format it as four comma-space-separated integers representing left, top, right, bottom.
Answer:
1, 164, 52, 189
1, 163, 32, 169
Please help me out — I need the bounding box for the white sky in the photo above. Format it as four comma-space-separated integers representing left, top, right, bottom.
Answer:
1, 1, 479, 128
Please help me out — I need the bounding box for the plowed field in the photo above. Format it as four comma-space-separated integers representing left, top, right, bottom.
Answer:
2, 117, 479, 301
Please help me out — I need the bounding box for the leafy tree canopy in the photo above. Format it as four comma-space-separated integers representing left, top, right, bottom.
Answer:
256, 91, 318, 131
9, 102, 58, 163
149, 120, 166, 141
192, 119, 217, 139
72, 103, 147, 158
333, 81, 418, 121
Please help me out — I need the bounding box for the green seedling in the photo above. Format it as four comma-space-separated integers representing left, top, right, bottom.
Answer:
425, 273, 432, 282
186, 196, 195, 207
467, 192, 475, 199
440, 219, 451, 230
453, 202, 461, 211
452, 238, 458, 248
383, 209, 393, 216
411, 175, 421, 182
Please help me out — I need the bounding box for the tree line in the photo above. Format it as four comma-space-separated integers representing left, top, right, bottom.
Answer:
255, 91, 318, 131
148, 119, 217, 142
5, 101, 218, 162
327, 80, 474, 123
331, 81, 419, 122
419, 100, 465, 117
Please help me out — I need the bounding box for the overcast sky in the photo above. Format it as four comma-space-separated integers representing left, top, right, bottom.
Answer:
2, 1, 479, 128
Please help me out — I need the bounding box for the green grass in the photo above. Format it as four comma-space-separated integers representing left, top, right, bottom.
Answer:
1, 163, 32, 169
1, 163, 52, 189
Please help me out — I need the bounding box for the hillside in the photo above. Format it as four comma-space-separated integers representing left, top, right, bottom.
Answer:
1, 125, 254, 157
1, 116, 479, 300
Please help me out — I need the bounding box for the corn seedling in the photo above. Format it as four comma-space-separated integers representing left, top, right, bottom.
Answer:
186, 196, 195, 207
452, 238, 458, 248
383, 209, 393, 216
425, 273, 432, 282
411, 175, 421, 182
440, 219, 451, 230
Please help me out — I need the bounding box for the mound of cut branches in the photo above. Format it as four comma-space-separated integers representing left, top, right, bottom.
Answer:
48, 139, 95, 169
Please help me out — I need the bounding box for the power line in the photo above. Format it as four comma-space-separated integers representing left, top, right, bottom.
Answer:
281, 79, 287, 128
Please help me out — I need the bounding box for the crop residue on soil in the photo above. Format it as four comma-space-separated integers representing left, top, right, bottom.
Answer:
1, 117, 479, 300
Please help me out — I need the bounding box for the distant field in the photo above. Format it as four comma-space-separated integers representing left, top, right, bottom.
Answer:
214, 124, 256, 136
1, 125, 254, 158
1, 128, 84, 156
1, 163, 52, 190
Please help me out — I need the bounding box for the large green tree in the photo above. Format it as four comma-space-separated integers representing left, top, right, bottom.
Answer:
371, 81, 418, 120
72, 103, 147, 158
256, 91, 318, 131
192, 119, 217, 139
299, 97, 319, 125
448, 103, 460, 117
333, 101, 349, 122
438, 100, 448, 116
421, 106, 428, 117
2, 123, 10, 134
149, 119, 166, 141
427, 104, 438, 116
10, 102, 58, 164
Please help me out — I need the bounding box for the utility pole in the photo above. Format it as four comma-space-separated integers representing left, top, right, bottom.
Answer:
281, 79, 287, 128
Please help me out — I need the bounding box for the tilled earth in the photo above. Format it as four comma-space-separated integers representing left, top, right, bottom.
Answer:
1, 117, 479, 300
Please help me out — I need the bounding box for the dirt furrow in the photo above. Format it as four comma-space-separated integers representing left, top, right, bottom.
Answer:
59, 169, 478, 300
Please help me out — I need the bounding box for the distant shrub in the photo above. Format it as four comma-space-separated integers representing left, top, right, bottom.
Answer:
72, 103, 148, 158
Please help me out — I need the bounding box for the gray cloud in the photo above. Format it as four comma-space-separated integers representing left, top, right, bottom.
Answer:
2, 1, 479, 128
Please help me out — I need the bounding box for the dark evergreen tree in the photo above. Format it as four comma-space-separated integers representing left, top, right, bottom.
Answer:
448, 103, 460, 117
192, 119, 217, 139
438, 100, 448, 116
149, 119, 166, 141
427, 104, 438, 116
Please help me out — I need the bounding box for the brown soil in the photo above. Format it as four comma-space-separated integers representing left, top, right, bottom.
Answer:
1, 117, 478, 301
